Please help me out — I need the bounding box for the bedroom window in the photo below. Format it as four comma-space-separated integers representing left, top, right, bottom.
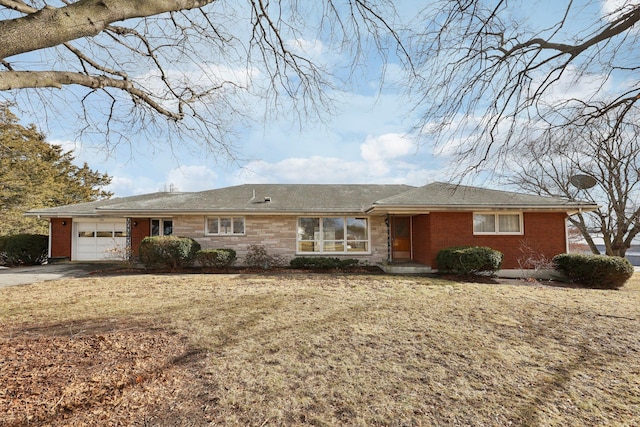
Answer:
297, 217, 369, 253
206, 217, 245, 235
473, 213, 523, 235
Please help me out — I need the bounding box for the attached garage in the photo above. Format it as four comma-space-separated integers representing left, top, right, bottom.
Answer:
73, 219, 127, 261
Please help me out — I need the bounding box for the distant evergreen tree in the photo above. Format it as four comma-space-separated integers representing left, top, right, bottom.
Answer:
0, 105, 112, 235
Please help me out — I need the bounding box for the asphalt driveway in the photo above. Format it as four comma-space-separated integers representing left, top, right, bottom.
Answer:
0, 263, 120, 287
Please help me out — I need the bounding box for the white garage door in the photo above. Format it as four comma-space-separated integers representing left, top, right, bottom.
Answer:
75, 220, 127, 261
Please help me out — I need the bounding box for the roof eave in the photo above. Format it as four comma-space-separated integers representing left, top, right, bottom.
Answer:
94, 208, 371, 216
25, 212, 121, 218
366, 204, 600, 214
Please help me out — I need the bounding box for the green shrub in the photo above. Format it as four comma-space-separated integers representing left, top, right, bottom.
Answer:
138, 236, 201, 269
0, 235, 8, 265
552, 253, 634, 289
197, 249, 237, 268
289, 257, 360, 269
436, 246, 503, 276
2, 234, 48, 266
244, 245, 285, 269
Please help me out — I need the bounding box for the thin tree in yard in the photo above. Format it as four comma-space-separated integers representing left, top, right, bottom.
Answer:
0, 0, 409, 153
409, 0, 640, 173
506, 109, 640, 257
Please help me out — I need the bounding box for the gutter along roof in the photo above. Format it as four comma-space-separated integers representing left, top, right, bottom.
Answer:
25, 182, 599, 218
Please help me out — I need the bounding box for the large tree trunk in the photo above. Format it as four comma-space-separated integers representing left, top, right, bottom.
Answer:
568, 215, 601, 255
0, 0, 214, 60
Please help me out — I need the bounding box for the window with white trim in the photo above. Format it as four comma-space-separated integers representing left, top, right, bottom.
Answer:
473, 212, 523, 235
206, 217, 245, 235
151, 219, 173, 236
297, 217, 369, 253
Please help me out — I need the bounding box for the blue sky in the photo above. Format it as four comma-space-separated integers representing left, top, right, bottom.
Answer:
39, 3, 450, 197
8, 0, 622, 197
51, 74, 446, 197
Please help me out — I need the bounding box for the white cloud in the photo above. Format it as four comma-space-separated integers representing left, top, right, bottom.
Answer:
235, 157, 368, 184
137, 63, 256, 92
360, 133, 414, 162
106, 175, 159, 196
539, 64, 612, 105
49, 139, 81, 155
601, 0, 637, 22
286, 38, 325, 58
165, 165, 219, 192
360, 133, 415, 175
231, 132, 451, 186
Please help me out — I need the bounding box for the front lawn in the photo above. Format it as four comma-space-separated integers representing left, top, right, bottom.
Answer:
1, 273, 638, 426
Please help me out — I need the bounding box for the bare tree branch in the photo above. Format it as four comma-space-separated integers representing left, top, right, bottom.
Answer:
0, 0, 215, 59
0, 70, 183, 119
0, 0, 410, 156
410, 0, 640, 175
0, 0, 37, 14
506, 106, 640, 257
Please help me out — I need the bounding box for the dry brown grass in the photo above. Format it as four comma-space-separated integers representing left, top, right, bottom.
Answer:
1, 272, 639, 426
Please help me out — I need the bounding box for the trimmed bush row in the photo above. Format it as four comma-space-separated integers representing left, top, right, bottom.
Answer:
131, 237, 629, 291
289, 257, 360, 269
138, 236, 201, 269
196, 248, 237, 268
436, 246, 503, 276
434, 245, 633, 289
552, 253, 633, 289
0, 234, 48, 266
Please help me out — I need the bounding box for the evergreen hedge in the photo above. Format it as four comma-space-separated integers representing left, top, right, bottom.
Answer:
436, 246, 503, 276
0, 234, 48, 266
138, 236, 201, 269
289, 257, 360, 270
552, 253, 633, 289
196, 249, 237, 268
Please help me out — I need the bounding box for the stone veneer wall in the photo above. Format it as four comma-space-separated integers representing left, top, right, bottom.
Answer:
174, 215, 389, 265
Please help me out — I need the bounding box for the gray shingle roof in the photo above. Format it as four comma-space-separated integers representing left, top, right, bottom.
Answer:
26, 182, 597, 217
25, 192, 180, 217
371, 182, 593, 209
27, 184, 415, 216
99, 184, 415, 213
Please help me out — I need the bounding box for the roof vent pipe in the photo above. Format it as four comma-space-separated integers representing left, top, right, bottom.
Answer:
264, 196, 271, 202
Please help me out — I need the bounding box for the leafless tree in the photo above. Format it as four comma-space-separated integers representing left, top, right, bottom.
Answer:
506, 107, 640, 257
409, 0, 640, 173
0, 0, 408, 155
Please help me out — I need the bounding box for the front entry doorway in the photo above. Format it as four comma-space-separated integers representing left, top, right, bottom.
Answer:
391, 216, 411, 261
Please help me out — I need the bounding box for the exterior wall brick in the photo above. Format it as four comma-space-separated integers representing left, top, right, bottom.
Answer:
427, 211, 567, 269
173, 215, 389, 265
411, 214, 431, 265
50, 218, 72, 259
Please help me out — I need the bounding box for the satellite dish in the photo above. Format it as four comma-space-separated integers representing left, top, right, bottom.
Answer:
570, 174, 597, 190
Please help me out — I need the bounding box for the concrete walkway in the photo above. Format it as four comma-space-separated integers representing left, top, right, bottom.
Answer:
0, 263, 120, 288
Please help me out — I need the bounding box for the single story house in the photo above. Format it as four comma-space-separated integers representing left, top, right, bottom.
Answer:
26, 182, 598, 273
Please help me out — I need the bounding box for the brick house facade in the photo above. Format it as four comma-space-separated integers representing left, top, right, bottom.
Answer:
32, 183, 596, 272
